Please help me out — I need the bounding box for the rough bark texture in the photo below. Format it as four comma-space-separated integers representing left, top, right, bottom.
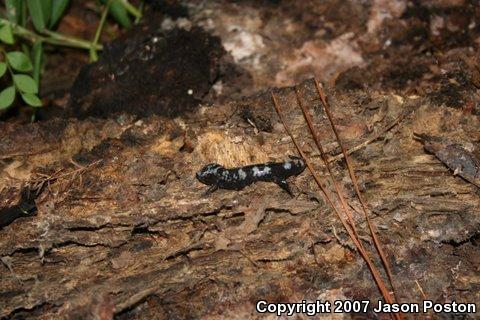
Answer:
1, 1, 480, 319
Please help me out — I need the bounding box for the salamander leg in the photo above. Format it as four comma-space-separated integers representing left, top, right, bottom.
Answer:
275, 179, 293, 196
204, 184, 218, 195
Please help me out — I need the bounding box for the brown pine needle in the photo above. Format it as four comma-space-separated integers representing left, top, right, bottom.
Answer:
313, 78, 400, 303
271, 93, 351, 232
294, 87, 365, 252
271, 92, 400, 320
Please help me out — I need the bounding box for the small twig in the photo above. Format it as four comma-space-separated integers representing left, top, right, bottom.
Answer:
34, 168, 63, 179
114, 287, 157, 314
415, 280, 435, 320
246, 118, 260, 135
70, 158, 85, 169
31, 160, 102, 184
326, 112, 409, 163
415, 280, 427, 300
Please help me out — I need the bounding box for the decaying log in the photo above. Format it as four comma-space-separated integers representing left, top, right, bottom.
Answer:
1, 79, 479, 319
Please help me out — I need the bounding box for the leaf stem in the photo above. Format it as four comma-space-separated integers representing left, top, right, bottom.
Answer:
90, 0, 112, 62
118, 0, 142, 19
0, 18, 103, 50
134, 1, 144, 24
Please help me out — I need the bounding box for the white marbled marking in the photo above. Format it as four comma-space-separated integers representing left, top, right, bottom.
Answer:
238, 168, 247, 179
203, 165, 220, 176
252, 166, 271, 177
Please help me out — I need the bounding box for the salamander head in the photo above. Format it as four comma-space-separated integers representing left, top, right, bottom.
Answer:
196, 163, 224, 185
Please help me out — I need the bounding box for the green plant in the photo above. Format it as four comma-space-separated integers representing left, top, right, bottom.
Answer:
0, 0, 142, 114
0, 47, 42, 109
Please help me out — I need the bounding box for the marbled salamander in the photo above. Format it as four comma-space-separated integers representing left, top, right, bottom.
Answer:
196, 156, 306, 195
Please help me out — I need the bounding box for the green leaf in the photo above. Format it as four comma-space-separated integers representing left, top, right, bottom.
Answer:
13, 74, 38, 94
5, 0, 22, 24
108, 0, 131, 28
0, 86, 16, 109
27, 0, 46, 32
0, 63, 7, 78
0, 23, 14, 44
31, 41, 43, 85
21, 92, 42, 107
41, 0, 52, 26
6, 51, 33, 72
49, 0, 69, 28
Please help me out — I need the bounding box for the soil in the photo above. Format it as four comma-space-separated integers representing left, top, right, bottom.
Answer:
1, 1, 479, 319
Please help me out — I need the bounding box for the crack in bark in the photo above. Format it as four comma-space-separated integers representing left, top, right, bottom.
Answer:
164, 242, 210, 261
441, 229, 480, 247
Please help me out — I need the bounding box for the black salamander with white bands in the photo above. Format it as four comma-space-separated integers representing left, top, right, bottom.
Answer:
196, 156, 306, 195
